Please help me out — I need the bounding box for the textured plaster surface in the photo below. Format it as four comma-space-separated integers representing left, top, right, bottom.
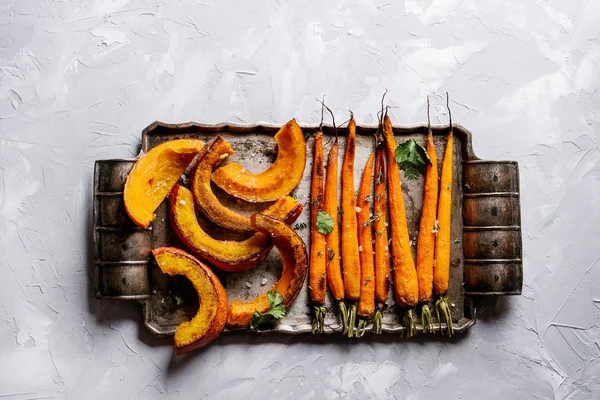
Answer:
1, 0, 599, 398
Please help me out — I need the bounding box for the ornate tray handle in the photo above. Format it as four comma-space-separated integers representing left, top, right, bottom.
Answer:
94, 160, 151, 300
462, 161, 523, 295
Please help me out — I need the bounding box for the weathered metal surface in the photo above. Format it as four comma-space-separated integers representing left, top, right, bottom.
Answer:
93, 122, 523, 336
462, 160, 522, 296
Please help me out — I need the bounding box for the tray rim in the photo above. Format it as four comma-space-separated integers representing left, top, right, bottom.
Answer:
141, 120, 481, 162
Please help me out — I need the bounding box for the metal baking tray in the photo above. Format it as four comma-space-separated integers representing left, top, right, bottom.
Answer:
93, 121, 523, 336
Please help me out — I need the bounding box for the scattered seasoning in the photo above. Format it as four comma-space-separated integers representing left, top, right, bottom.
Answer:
362, 212, 381, 228
294, 222, 308, 230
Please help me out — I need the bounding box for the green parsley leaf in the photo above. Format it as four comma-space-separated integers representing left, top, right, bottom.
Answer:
316, 211, 334, 235
267, 290, 284, 307
250, 290, 286, 330
394, 139, 432, 180
267, 304, 286, 319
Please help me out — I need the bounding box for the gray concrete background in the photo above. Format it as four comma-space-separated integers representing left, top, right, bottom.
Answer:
1, 0, 599, 398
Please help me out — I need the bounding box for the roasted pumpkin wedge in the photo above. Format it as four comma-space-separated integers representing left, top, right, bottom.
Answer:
152, 247, 228, 354
170, 185, 275, 273
124, 138, 205, 228
211, 120, 306, 202
192, 136, 302, 233
227, 214, 308, 328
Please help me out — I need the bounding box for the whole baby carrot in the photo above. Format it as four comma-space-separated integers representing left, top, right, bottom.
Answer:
372, 141, 390, 334
434, 93, 454, 336
324, 138, 349, 333
382, 112, 419, 337
416, 97, 439, 333
317, 101, 350, 334
309, 130, 327, 334
341, 113, 361, 337
356, 151, 376, 337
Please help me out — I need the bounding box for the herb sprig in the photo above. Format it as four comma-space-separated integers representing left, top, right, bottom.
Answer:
250, 290, 286, 330
394, 139, 432, 180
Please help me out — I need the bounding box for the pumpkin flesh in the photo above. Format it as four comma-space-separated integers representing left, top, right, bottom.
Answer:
211, 120, 306, 202
227, 214, 308, 328
192, 136, 302, 233
169, 185, 273, 273
124, 139, 204, 228
152, 247, 227, 354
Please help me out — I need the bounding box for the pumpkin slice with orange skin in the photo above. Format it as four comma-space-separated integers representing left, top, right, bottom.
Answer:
192, 136, 303, 233
227, 214, 308, 328
124, 138, 205, 228
211, 119, 306, 203
152, 247, 228, 354
170, 185, 276, 273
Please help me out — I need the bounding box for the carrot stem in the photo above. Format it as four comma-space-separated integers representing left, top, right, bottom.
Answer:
435, 296, 453, 337
338, 301, 349, 335
311, 305, 326, 334
403, 308, 416, 337
372, 307, 383, 335
356, 319, 368, 338
421, 304, 434, 333
346, 303, 357, 338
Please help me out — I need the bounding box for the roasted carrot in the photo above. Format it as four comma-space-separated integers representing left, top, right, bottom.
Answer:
309, 130, 327, 334
356, 151, 376, 337
434, 93, 454, 336
372, 142, 390, 334
324, 138, 349, 333
382, 112, 418, 337
416, 97, 439, 333
341, 113, 361, 337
